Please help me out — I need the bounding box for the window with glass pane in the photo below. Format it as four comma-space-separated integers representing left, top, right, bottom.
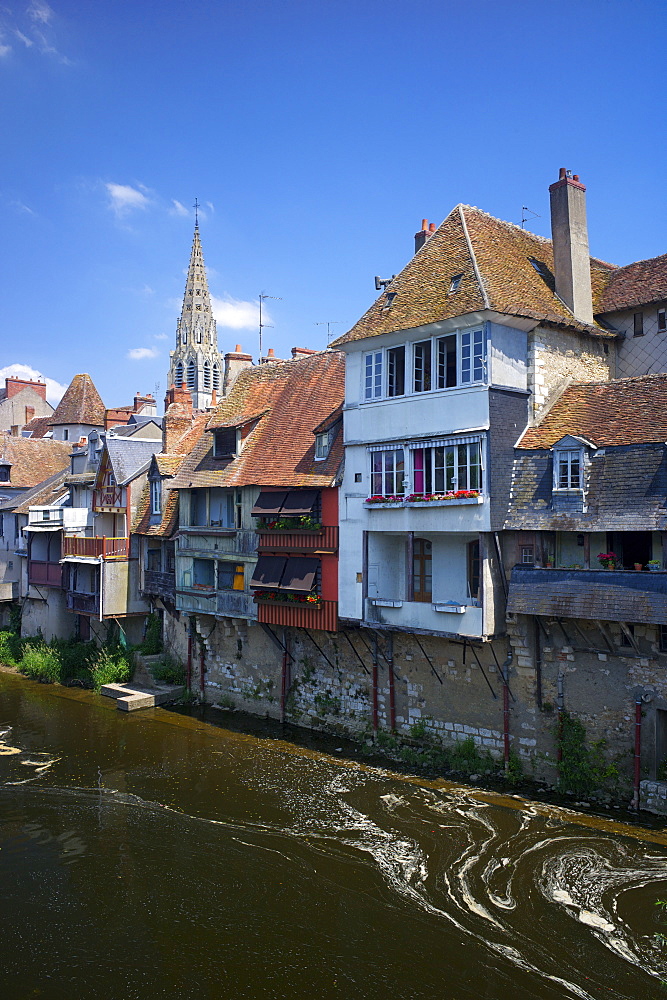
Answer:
370, 449, 405, 496
364, 351, 383, 399
193, 559, 214, 588
436, 335, 457, 388
190, 490, 206, 526
413, 538, 432, 602
150, 479, 161, 515
461, 330, 485, 383
218, 562, 244, 591
146, 548, 161, 572
209, 488, 234, 527
556, 450, 581, 489
387, 346, 405, 396
413, 341, 432, 392
412, 441, 481, 493
467, 540, 480, 600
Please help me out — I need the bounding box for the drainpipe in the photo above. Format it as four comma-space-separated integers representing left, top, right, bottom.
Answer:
280, 629, 290, 723
387, 633, 396, 732
372, 635, 379, 734
501, 648, 513, 768
556, 672, 565, 768
631, 696, 642, 811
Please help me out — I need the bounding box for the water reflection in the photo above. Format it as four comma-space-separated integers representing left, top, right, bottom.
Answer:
1, 671, 666, 1000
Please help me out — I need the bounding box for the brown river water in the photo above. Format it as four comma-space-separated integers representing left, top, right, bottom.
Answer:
1, 670, 667, 1000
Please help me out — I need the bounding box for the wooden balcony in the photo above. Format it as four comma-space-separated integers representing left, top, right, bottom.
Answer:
256, 598, 338, 632
256, 525, 338, 553
66, 591, 100, 614
142, 570, 175, 601
28, 561, 63, 587
62, 536, 129, 560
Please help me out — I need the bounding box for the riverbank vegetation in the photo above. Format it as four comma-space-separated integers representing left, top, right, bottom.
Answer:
0, 629, 133, 692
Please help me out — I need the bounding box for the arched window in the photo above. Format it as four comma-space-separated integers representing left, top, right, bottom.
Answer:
174, 361, 184, 388
187, 358, 196, 390
182, 324, 188, 344
212, 363, 220, 391
203, 360, 211, 389
196, 324, 202, 343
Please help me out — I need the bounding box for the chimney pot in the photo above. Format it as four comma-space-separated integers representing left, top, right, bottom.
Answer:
428, 222, 436, 233
421, 218, 428, 230
235, 344, 242, 353
559, 167, 567, 180
267, 348, 275, 358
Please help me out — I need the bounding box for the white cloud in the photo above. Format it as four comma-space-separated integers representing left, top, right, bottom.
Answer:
0, 34, 11, 57
211, 294, 265, 330
28, 1, 54, 26
10, 199, 36, 216
170, 199, 189, 217
105, 182, 150, 217
0, 363, 67, 405
153, 332, 169, 341
14, 29, 33, 47
127, 347, 159, 361
205, 201, 215, 213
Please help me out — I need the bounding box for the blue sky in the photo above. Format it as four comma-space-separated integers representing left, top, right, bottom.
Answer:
1, 0, 665, 406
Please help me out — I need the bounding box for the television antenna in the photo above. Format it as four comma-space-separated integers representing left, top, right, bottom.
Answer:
315, 321, 341, 343
258, 292, 281, 358
520, 206, 541, 229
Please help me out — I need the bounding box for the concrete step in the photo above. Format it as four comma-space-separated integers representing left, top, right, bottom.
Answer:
100, 682, 184, 712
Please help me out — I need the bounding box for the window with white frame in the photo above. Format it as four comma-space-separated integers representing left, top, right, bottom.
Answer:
315, 431, 331, 460
362, 328, 486, 402
370, 449, 405, 496
150, 478, 161, 516
554, 449, 582, 490
364, 351, 383, 399
411, 440, 482, 493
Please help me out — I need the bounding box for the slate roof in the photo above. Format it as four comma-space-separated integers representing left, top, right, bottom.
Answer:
171, 351, 345, 490
331, 205, 617, 347
597, 252, 667, 314
132, 482, 180, 538
517, 374, 667, 449
105, 438, 163, 486
48, 374, 105, 428
505, 443, 667, 532
0, 435, 71, 488
106, 419, 162, 438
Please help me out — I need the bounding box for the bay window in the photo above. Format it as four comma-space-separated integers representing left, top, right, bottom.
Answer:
413, 341, 432, 392
412, 440, 482, 493
370, 449, 405, 496
364, 351, 383, 399
387, 346, 405, 396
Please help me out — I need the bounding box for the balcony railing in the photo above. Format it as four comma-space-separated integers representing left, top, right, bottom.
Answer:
507, 566, 667, 625
28, 561, 63, 587
62, 536, 129, 560
256, 525, 338, 553
256, 598, 338, 632
66, 591, 100, 614
142, 570, 175, 601
178, 528, 259, 555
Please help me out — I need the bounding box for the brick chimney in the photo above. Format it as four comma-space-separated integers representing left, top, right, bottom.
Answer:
549, 168, 593, 325
222, 344, 253, 395
25, 406, 35, 424
260, 347, 283, 365
133, 392, 156, 415
5, 377, 47, 401
162, 385, 194, 453
414, 219, 437, 254
291, 347, 318, 360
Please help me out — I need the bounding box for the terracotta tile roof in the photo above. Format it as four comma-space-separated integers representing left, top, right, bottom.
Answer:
313, 404, 343, 434
331, 205, 616, 347
517, 374, 667, 449
171, 351, 345, 490
596, 252, 667, 314
0, 435, 71, 487
48, 374, 105, 427
156, 454, 183, 476
22, 415, 51, 438
12, 468, 70, 514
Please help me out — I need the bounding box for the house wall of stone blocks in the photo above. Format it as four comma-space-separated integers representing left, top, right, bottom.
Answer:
528, 326, 614, 418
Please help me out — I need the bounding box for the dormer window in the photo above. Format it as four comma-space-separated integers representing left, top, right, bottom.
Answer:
0, 465, 10, 483
150, 479, 162, 516
528, 257, 555, 290
213, 428, 237, 459
315, 431, 331, 461
555, 449, 582, 490
448, 274, 463, 294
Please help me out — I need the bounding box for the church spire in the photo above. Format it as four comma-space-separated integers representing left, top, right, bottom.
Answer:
168, 220, 223, 409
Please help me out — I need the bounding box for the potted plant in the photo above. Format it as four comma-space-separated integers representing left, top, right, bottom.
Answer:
598, 551, 617, 570
648, 559, 662, 572
634, 562, 643, 571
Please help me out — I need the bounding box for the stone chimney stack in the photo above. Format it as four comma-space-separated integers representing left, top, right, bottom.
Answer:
162, 385, 194, 453
549, 168, 593, 325
222, 344, 253, 395
414, 219, 437, 254
291, 347, 318, 360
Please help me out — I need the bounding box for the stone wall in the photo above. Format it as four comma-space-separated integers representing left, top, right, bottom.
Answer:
528, 326, 613, 418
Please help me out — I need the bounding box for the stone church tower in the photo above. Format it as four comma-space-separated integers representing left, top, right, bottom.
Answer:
168, 223, 223, 409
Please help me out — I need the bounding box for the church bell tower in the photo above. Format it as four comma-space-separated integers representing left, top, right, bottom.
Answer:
168, 217, 223, 409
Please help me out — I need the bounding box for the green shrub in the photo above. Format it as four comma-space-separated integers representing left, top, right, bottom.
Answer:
48, 637, 97, 684
0, 630, 21, 666
90, 649, 131, 693
151, 657, 185, 686
19, 643, 62, 684
139, 614, 163, 655
556, 711, 619, 795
